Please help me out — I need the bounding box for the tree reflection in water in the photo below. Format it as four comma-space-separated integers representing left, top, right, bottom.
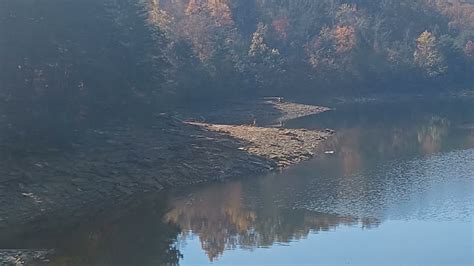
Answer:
164, 183, 379, 261
162, 100, 474, 262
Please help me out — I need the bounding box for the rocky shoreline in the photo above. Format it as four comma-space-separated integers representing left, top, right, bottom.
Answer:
191, 122, 333, 168
0, 249, 53, 265
0, 99, 332, 247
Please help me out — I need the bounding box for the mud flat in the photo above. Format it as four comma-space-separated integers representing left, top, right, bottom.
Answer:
0, 99, 332, 239
179, 98, 329, 126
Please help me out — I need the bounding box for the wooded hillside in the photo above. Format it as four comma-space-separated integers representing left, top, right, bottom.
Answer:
1, 0, 473, 147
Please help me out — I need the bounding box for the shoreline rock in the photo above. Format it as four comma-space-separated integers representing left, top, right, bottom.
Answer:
0, 249, 53, 265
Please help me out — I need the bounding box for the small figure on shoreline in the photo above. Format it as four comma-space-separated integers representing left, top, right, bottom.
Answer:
250, 114, 257, 126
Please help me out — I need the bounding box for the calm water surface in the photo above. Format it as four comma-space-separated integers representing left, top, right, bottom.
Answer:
3, 98, 474, 265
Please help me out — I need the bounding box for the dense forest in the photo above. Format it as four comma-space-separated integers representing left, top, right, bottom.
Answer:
1, 0, 473, 147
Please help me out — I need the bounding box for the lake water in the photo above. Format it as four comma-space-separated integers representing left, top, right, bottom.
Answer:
2, 98, 474, 265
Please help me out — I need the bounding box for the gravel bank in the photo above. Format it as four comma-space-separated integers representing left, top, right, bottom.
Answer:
191, 123, 333, 168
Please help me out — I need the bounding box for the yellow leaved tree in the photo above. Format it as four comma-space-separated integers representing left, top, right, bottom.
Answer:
414, 31, 447, 77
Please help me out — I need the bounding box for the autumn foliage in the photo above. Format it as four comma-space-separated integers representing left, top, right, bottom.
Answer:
414, 31, 446, 77
1, 0, 473, 147
334, 26, 357, 54
272, 17, 289, 39
465, 40, 474, 58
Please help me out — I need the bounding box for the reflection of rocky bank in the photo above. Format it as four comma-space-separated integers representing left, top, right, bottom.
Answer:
0, 197, 181, 266
164, 183, 379, 261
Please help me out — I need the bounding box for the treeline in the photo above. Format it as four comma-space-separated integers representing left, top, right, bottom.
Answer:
154, 0, 474, 94
1, 1, 166, 144
0, 0, 473, 147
